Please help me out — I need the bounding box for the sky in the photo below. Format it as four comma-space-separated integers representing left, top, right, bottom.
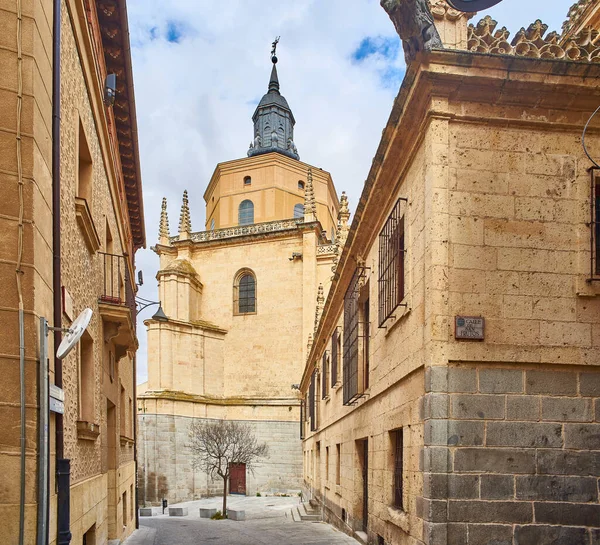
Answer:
128, 0, 573, 384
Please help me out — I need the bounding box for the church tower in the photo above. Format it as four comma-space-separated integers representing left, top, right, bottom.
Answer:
138, 47, 349, 503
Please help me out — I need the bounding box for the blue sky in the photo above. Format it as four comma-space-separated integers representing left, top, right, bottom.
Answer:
127, 0, 575, 383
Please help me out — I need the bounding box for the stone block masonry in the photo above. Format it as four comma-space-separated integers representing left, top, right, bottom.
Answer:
422, 364, 600, 545
138, 413, 302, 504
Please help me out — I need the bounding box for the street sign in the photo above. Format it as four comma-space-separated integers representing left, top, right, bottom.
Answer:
446, 0, 503, 11
49, 397, 64, 414
49, 384, 65, 414
455, 316, 485, 340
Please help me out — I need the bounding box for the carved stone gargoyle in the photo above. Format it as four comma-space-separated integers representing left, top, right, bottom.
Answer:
380, 0, 443, 63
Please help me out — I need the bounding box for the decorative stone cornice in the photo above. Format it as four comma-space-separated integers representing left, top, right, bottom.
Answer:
304, 168, 317, 222
178, 218, 304, 245
563, 0, 593, 37
178, 190, 191, 240
159, 197, 170, 245
332, 191, 351, 276
468, 15, 600, 62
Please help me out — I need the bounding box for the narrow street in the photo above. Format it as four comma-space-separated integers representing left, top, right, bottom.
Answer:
125, 497, 358, 545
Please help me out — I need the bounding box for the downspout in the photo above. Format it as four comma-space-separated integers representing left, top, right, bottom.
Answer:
52, 1, 72, 544
134, 353, 139, 529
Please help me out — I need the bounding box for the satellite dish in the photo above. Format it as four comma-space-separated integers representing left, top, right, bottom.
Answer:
56, 308, 93, 359
446, 0, 503, 10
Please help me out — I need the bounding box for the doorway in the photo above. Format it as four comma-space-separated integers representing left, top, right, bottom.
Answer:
360, 439, 368, 532
229, 463, 246, 495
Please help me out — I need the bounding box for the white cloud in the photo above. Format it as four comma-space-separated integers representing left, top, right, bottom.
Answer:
129, 0, 575, 383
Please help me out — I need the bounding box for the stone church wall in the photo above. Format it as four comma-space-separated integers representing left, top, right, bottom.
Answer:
138, 413, 303, 505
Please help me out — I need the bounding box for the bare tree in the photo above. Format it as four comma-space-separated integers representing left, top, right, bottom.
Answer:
188, 420, 269, 515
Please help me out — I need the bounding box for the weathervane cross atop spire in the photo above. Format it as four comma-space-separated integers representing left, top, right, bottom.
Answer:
271, 36, 280, 63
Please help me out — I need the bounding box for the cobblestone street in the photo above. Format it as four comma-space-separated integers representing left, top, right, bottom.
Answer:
125, 497, 358, 545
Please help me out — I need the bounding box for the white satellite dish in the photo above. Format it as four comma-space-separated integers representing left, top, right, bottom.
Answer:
56, 308, 93, 359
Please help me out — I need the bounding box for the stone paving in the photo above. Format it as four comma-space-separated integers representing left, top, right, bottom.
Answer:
125, 496, 358, 545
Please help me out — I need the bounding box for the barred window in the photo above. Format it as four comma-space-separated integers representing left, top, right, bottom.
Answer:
392, 428, 404, 509
300, 400, 305, 439
331, 329, 340, 387
322, 352, 328, 399
294, 203, 304, 218
343, 268, 369, 405
378, 199, 406, 326
592, 171, 600, 277
309, 370, 317, 432
238, 199, 254, 225
234, 270, 256, 315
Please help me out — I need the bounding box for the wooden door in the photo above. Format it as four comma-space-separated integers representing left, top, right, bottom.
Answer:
229, 463, 246, 495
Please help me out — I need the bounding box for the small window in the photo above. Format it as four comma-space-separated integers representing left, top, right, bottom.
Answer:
234, 270, 256, 315
122, 490, 127, 527
322, 352, 328, 399
238, 200, 254, 225
392, 428, 404, 510
336, 444, 341, 485
210, 218, 215, 230
130, 484, 134, 520
593, 173, 600, 276
325, 446, 330, 482
298, 180, 305, 190
294, 203, 304, 219
79, 331, 94, 422
77, 119, 93, 204
309, 370, 317, 432
120, 385, 126, 436
244, 176, 252, 186
331, 329, 340, 387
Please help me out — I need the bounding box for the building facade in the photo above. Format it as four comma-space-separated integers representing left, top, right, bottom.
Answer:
301, 2, 600, 545
138, 57, 346, 503
0, 0, 144, 543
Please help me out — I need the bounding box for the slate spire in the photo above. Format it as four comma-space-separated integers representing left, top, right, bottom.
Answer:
248, 40, 300, 160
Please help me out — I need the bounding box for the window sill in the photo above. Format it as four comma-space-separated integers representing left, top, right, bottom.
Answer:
77, 420, 100, 441
323, 395, 330, 403
387, 506, 409, 533
75, 197, 100, 253
383, 300, 411, 337
577, 276, 600, 297
334, 484, 342, 496
120, 435, 134, 447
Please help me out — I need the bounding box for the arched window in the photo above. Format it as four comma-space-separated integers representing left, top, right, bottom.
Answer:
244, 176, 252, 186
294, 204, 304, 218
234, 270, 256, 315
238, 200, 254, 225
298, 180, 305, 190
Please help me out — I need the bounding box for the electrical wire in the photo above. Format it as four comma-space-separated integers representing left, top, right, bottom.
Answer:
582, 104, 600, 169
15, 1, 27, 544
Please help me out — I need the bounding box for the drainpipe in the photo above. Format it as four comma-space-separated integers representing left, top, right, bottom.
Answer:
52, 0, 71, 544
134, 353, 139, 530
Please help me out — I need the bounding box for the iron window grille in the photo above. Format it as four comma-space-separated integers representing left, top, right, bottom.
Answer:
378, 198, 408, 327
343, 266, 370, 405
322, 351, 329, 399
331, 328, 341, 387
589, 168, 600, 281
300, 400, 305, 439
309, 370, 317, 432
393, 428, 404, 509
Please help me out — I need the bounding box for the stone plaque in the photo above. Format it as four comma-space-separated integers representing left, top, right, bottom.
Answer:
455, 316, 485, 340
49, 397, 64, 414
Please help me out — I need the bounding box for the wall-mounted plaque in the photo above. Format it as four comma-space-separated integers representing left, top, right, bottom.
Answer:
455, 316, 485, 340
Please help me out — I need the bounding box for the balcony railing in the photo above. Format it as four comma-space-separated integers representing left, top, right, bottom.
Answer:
99, 253, 136, 327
